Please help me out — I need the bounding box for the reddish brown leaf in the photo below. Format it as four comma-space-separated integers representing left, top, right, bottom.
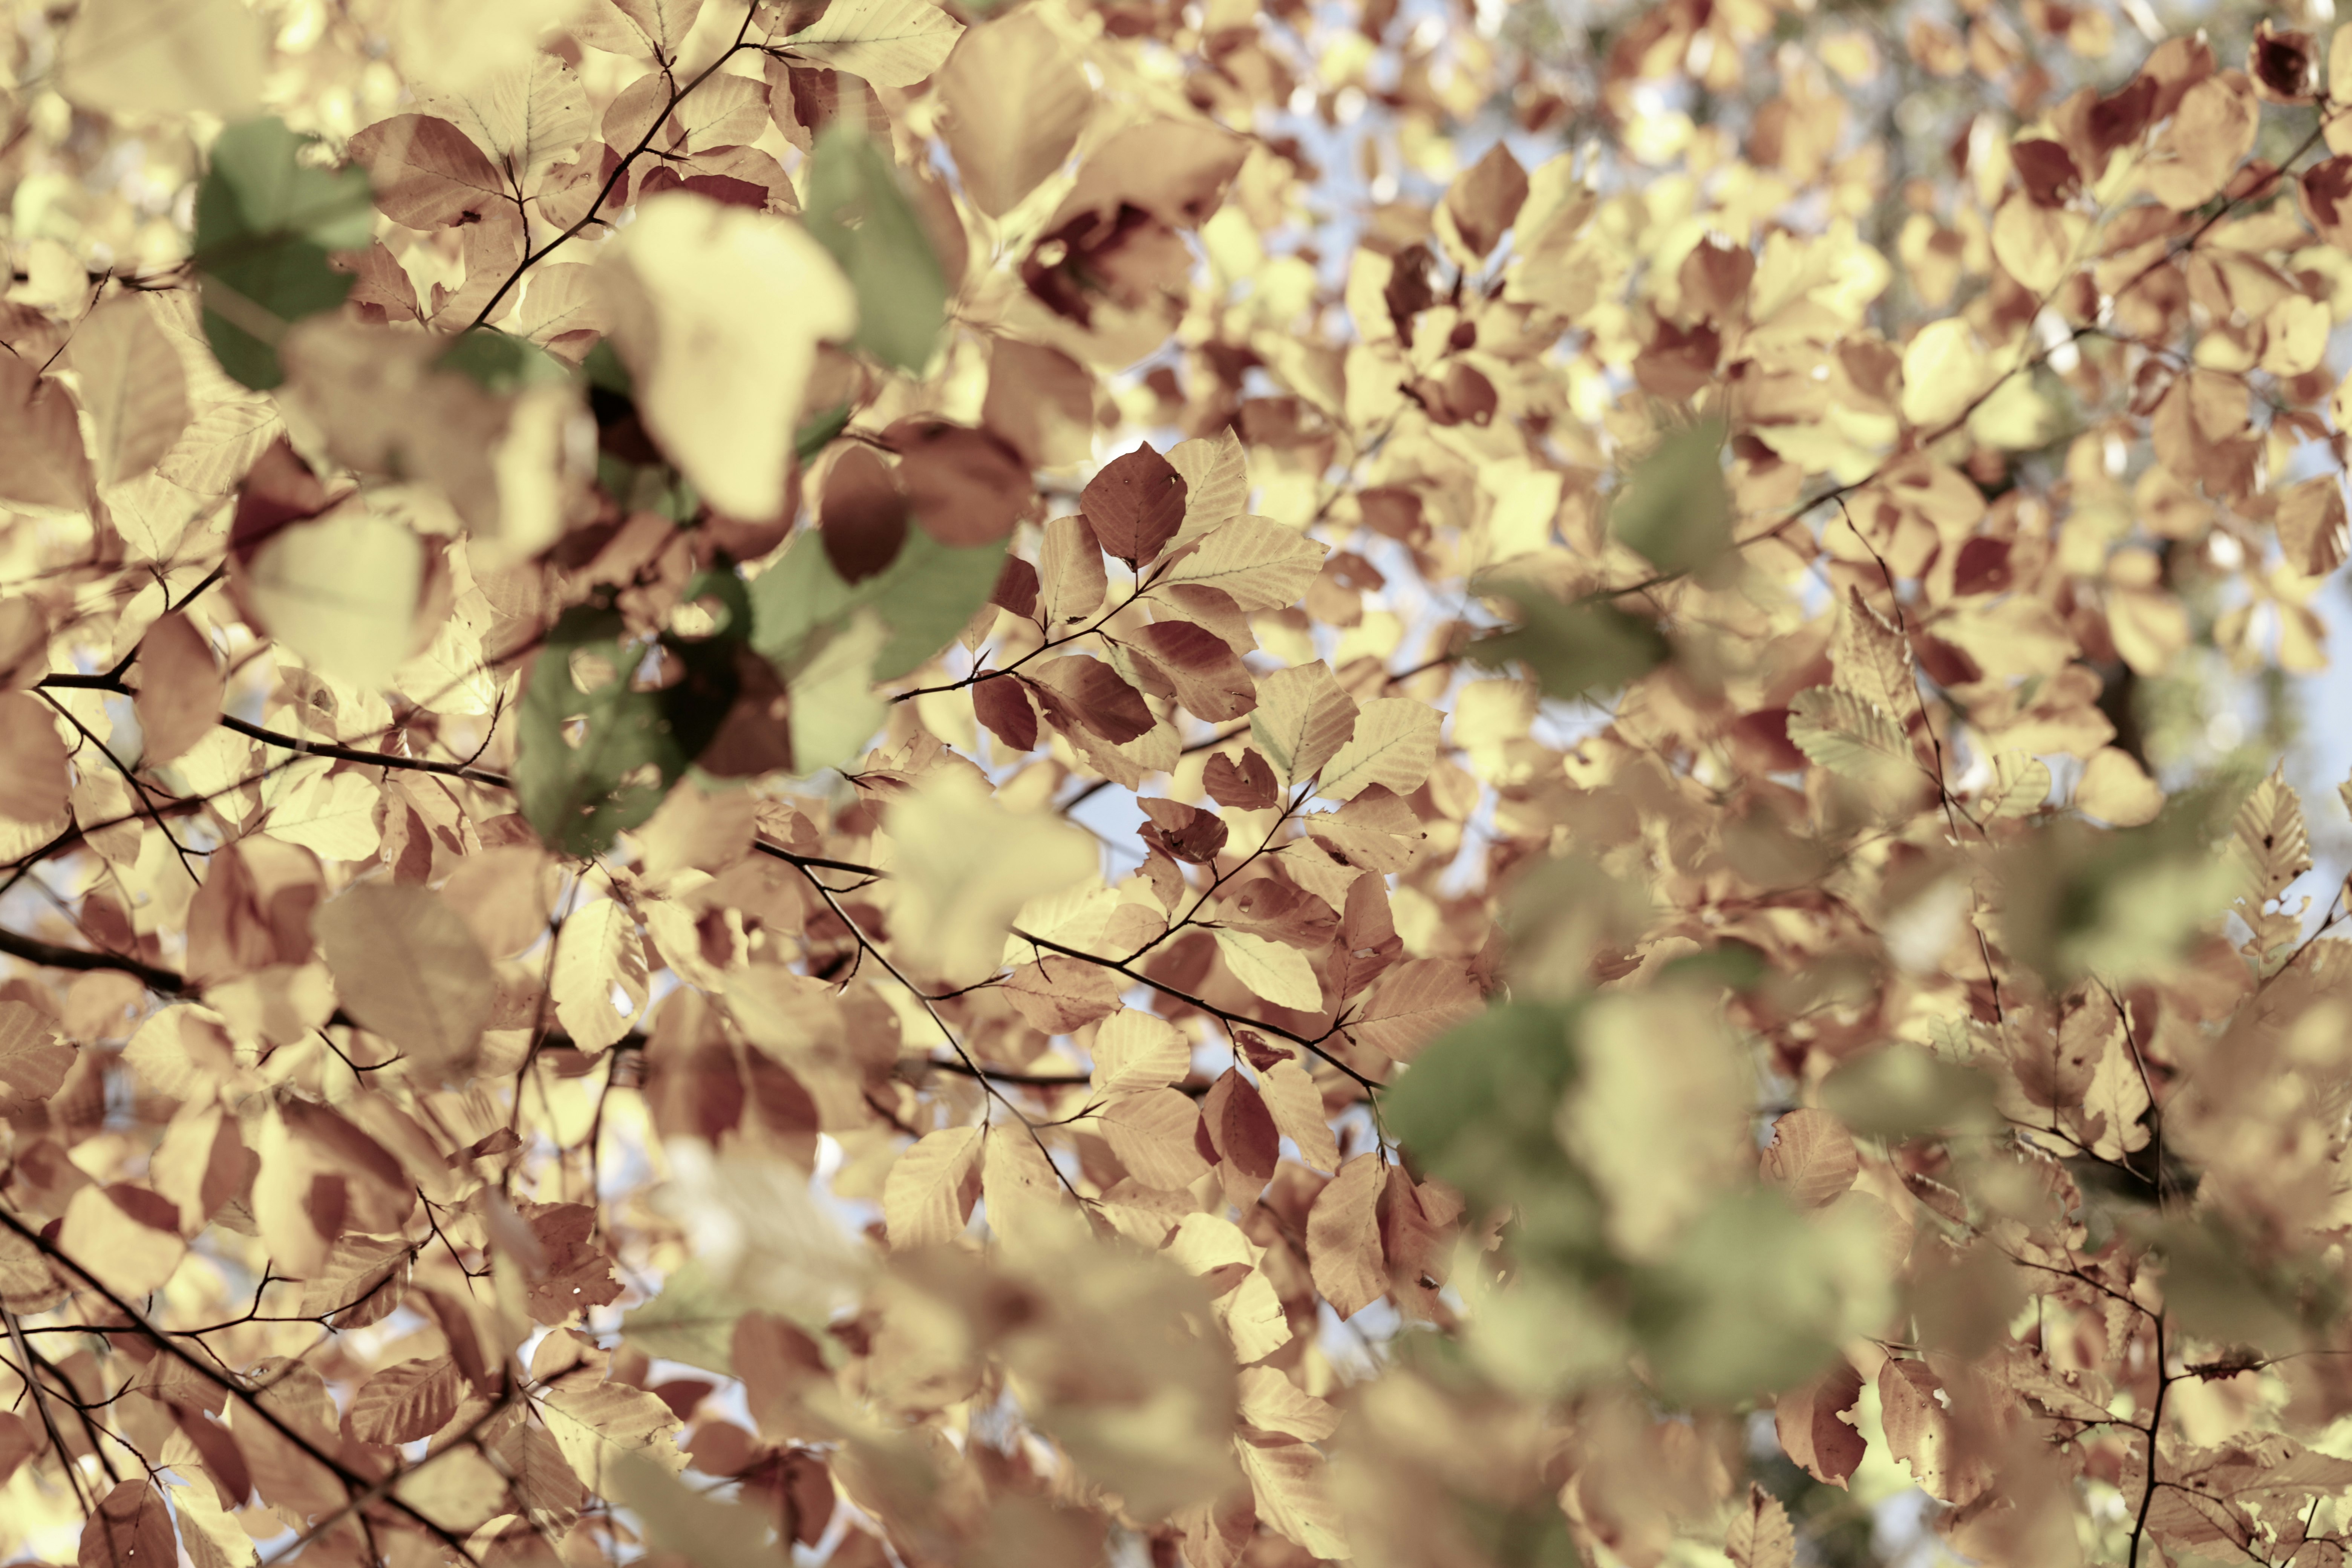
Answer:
77, 1481, 176, 1568
973, 673, 1040, 753
349, 114, 505, 228
887, 419, 1031, 547
1133, 619, 1257, 721
1029, 656, 1154, 743
819, 446, 910, 584
1203, 1066, 1280, 1208
1775, 1361, 1867, 1488
1138, 798, 1229, 864
1081, 444, 1188, 566
1204, 748, 1280, 810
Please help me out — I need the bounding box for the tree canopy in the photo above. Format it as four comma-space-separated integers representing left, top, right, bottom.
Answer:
4, 0, 2352, 1565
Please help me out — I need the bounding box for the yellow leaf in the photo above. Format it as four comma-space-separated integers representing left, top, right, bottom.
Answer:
1258, 1058, 1340, 1172
888, 767, 1097, 985
1159, 516, 1329, 611
315, 882, 496, 1070
596, 193, 856, 521
64, 295, 190, 487
2075, 747, 2163, 827
1096, 1089, 1212, 1189
1213, 927, 1323, 1012
55, 0, 264, 120
1249, 660, 1358, 786
777, 0, 965, 87
1319, 697, 1441, 801
1090, 1009, 1192, 1095
882, 1124, 984, 1248
541, 1380, 686, 1491
1898, 318, 1992, 430
244, 500, 426, 689
936, 11, 1092, 217
60, 1184, 185, 1298
551, 897, 648, 1055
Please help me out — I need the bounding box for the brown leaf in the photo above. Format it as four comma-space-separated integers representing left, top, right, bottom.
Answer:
1001, 954, 1125, 1032
1444, 140, 1529, 258
0, 357, 91, 511
972, 673, 1040, 753
887, 418, 1030, 547
313, 882, 496, 1072
1306, 1152, 1386, 1318
1133, 619, 1257, 721
78, 1480, 176, 1568
133, 611, 224, 767
983, 337, 1096, 470
2276, 473, 2349, 578
1724, 1483, 1796, 1568
0, 1001, 75, 1101
0, 692, 69, 823
1759, 1109, 1860, 1210
819, 446, 910, 583
1082, 444, 1188, 567
1346, 957, 1480, 1063
1203, 1066, 1280, 1208
1028, 656, 1154, 744
349, 1358, 464, 1446
1775, 1360, 1867, 1488
1204, 748, 1280, 810
349, 114, 506, 228
1138, 797, 1229, 864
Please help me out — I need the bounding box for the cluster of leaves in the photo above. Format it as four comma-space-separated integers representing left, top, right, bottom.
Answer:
14, 0, 2352, 1566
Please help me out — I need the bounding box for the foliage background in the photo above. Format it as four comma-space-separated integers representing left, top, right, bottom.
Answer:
11, 0, 2352, 1566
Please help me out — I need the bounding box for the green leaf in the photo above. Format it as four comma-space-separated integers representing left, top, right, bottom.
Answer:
1467, 591, 1667, 701
1384, 1001, 1599, 1259
620, 1259, 752, 1376
749, 526, 1004, 686
1785, 686, 1911, 783
514, 605, 736, 855
795, 403, 853, 464
193, 118, 375, 389
435, 331, 571, 395
802, 127, 948, 374
1817, 1042, 1997, 1139
1608, 419, 1729, 575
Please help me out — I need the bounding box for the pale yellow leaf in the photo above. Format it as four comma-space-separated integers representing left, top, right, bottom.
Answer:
1213, 928, 1323, 1012
596, 193, 856, 521
245, 500, 425, 689
888, 767, 1097, 985
1159, 517, 1329, 612
882, 1124, 984, 1248
778, 0, 965, 87
1257, 1058, 1339, 1171
65, 295, 191, 487
551, 897, 648, 1055
316, 882, 494, 1069
1318, 697, 1441, 801
55, 0, 264, 119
